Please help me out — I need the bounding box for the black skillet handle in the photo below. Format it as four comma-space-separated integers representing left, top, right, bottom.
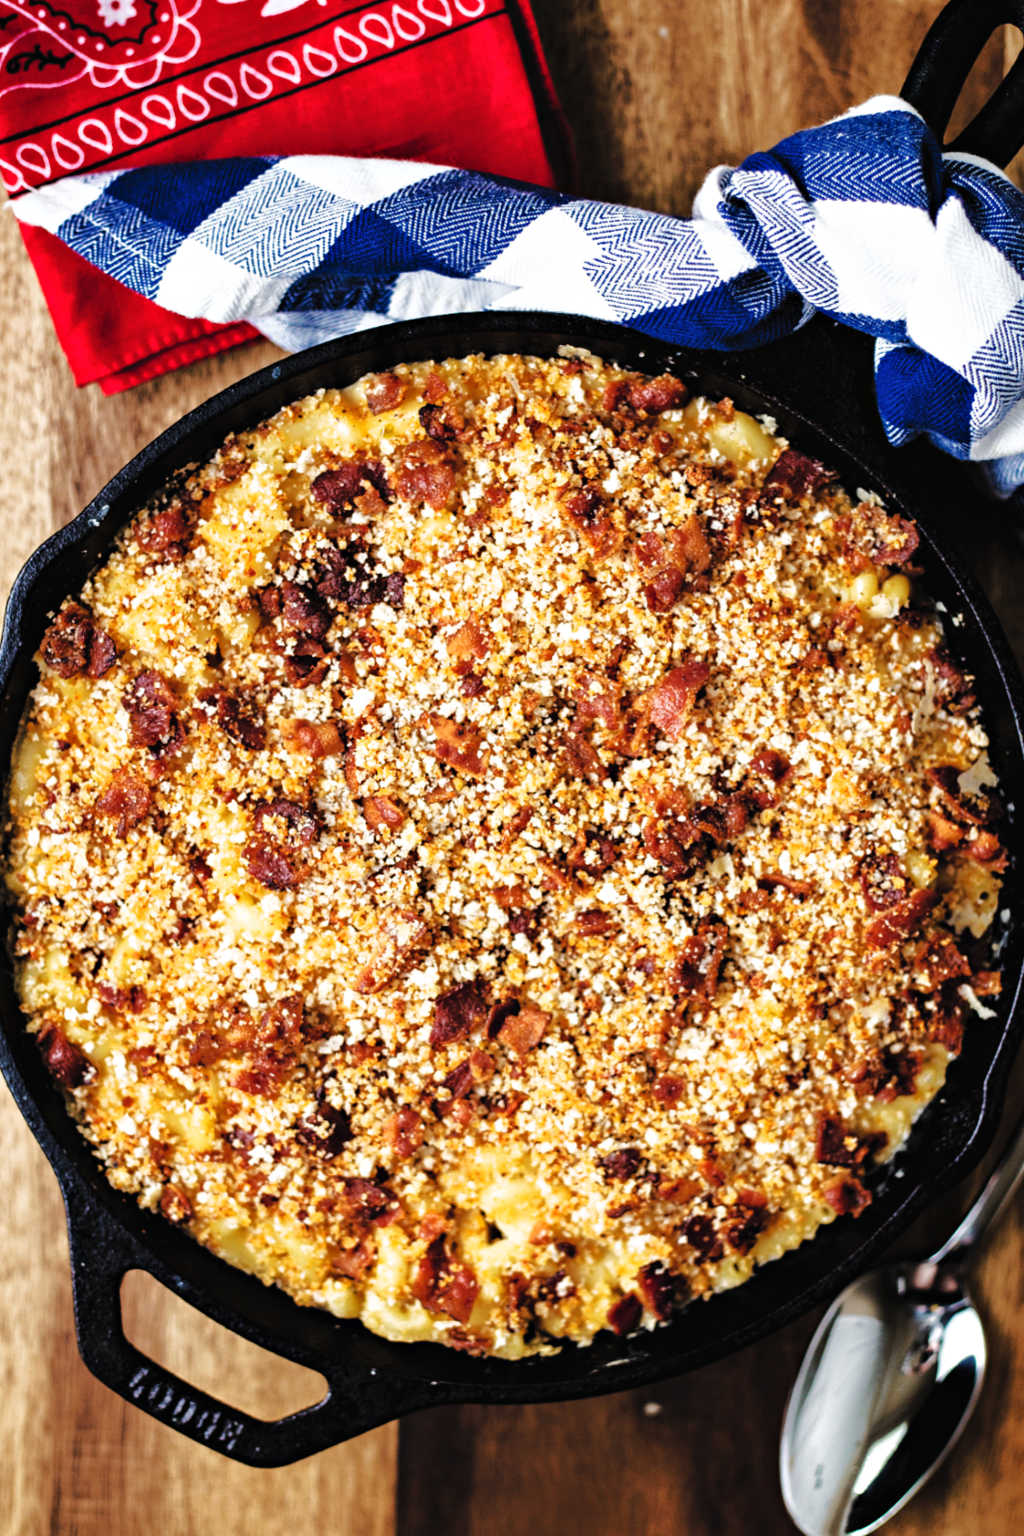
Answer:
62, 1190, 431, 1466
901, 0, 1024, 166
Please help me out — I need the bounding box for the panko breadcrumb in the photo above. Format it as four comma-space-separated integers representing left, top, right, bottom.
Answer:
3, 351, 1005, 1359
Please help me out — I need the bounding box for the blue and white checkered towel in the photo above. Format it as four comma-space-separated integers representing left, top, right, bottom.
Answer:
13, 94, 1024, 493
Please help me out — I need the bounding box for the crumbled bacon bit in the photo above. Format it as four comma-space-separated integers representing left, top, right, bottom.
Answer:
931, 1007, 965, 1054
965, 830, 1006, 868
363, 795, 406, 833
98, 982, 147, 1013
263, 994, 305, 1047
859, 853, 909, 912
469, 1048, 495, 1082
507, 909, 541, 940
485, 997, 519, 1040
91, 625, 119, 679
95, 769, 151, 838
429, 713, 487, 776
816, 1114, 870, 1168
930, 649, 976, 713
637, 517, 711, 613
122, 669, 183, 755
652, 1074, 685, 1107
419, 402, 463, 442
602, 378, 634, 413
927, 765, 991, 828
342, 1177, 399, 1226
231, 994, 309, 1096
354, 911, 431, 994
365, 372, 405, 413
757, 873, 814, 897
575, 908, 615, 936
431, 981, 490, 1049
724, 1201, 770, 1255
315, 543, 404, 611
280, 581, 332, 641
253, 797, 320, 845
394, 438, 455, 510
797, 645, 830, 674
606, 1293, 643, 1335
574, 671, 623, 731
681, 1214, 723, 1260
497, 1001, 549, 1057
636, 1260, 676, 1320
137, 504, 191, 562
385, 1106, 424, 1161
284, 640, 330, 688
599, 1147, 643, 1180
331, 1240, 375, 1280
412, 1235, 479, 1323
642, 814, 699, 881
913, 932, 969, 990
41, 602, 118, 680
655, 1175, 701, 1205
159, 1185, 193, 1224
207, 689, 266, 750
559, 483, 622, 559
38, 1024, 95, 1089
823, 1177, 872, 1217
849, 1046, 922, 1102
311, 459, 386, 512
647, 659, 710, 739
671, 920, 728, 1012
503, 807, 533, 846
628, 374, 687, 413
761, 449, 835, 502
435, 1057, 473, 1103
926, 810, 963, 851
865, 889, 936, 948
750, 748, 791, 785
244, 839, 299, 890
873, 513, 920, 567
283, 718, 344, 758
566, 830, 619, 878
446, 619, 488, 667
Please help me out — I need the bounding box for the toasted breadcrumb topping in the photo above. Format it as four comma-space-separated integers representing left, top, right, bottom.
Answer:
4, 352, 1005, 1357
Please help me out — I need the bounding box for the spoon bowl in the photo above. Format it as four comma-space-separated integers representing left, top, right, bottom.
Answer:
781, 1260, 987, 1536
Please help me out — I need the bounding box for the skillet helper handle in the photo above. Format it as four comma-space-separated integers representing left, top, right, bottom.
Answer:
62, 1192, 424, 1466
901, 0, 1024, 167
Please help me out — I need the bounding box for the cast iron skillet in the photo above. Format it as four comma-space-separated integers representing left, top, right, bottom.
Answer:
3, 0, 1024, 1469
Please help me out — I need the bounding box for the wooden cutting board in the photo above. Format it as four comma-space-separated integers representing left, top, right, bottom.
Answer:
2, 4, 1023, 1532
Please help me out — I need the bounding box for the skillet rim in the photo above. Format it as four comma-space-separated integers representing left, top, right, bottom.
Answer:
1, 310, 1022, 1448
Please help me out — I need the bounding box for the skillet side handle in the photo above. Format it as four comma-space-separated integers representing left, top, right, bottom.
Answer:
62, 1192, 423, 1466
901, 0, 1024, 167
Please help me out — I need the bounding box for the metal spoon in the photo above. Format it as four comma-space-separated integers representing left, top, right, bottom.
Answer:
780, 1112, 1024, 1536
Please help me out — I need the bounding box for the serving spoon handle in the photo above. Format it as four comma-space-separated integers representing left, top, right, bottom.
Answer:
928, 1110, 1024, 1267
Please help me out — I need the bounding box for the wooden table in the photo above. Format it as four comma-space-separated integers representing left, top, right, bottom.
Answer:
3, 4, 1024, 1532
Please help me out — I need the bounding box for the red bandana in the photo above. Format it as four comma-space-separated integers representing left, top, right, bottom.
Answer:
0, 0, 570, 390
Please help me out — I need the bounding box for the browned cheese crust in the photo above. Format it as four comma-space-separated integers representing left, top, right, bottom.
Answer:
4, 352, 1006, 1357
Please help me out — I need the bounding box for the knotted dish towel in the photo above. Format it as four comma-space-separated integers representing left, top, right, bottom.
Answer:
12, 95, 1024, 492
0, 0, 567, 392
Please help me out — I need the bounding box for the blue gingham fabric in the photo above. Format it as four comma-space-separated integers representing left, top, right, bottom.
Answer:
12, 94, 1024, 493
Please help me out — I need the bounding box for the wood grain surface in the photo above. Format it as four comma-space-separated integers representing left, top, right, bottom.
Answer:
2, 4, 1023, 1533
